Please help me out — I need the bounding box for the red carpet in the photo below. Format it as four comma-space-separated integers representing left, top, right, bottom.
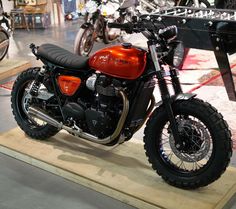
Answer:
0, 80, 14, 91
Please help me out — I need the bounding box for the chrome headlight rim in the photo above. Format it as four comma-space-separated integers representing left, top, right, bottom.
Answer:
172, 41, 185, 68
163, 41, 185, 68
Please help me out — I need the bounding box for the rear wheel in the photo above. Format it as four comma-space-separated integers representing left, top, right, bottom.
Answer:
11, 68, 59, 140
144, 98, 232, 189
0, 28, 9, 61
74, 27, 95, 56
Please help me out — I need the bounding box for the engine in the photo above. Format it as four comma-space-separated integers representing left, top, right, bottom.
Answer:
62, 74, 123, 138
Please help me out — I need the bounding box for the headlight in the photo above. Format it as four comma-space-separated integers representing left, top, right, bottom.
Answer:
173, 41, 185, 67
159, 26, 178, 42
163, 41, 185, 68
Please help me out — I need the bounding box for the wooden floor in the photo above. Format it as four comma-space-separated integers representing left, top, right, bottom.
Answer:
0, 128, 235, 209
0, 59, 31, 81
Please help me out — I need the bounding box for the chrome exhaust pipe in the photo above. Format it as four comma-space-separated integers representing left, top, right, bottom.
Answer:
28, 107, 63, 129
134, 94, 155, 133
28, 90, 129, 145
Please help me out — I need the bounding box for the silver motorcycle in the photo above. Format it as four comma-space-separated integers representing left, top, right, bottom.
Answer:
74, 0, 139, 56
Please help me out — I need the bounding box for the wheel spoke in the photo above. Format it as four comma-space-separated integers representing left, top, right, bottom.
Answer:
160, 112, 213, 173
192, 161, 201, 171
160, 137, 169, 146
167, 152, 174, 161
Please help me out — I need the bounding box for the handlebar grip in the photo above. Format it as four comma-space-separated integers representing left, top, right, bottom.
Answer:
108, 22, 134, 33
108, 22, 133, 29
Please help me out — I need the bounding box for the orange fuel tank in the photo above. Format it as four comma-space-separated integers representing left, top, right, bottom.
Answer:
89, 44, 147, 80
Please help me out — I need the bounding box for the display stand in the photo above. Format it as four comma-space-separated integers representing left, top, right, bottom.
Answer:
0, 59, 31, 81
0, 128, 236, 209
150, 7, 236, 101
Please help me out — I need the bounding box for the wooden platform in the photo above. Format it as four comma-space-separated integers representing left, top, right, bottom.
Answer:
0, 128, 236, 209
0, 59, 31, 81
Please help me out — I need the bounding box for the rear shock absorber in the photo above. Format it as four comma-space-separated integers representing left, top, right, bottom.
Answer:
30, 68, 46, 96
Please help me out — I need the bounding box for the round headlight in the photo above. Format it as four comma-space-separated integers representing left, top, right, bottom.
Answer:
173, 41, 185, 67
162, 41, 185, 68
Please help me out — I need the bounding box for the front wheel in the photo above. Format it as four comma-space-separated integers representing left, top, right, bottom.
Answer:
74, 27, 95, 56
144, 98, 232, 189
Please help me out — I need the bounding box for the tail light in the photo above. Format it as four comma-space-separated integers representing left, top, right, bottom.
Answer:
57, 75, 81, 96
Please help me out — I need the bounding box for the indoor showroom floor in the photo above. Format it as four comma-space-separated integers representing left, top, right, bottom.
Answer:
0, 19, 236, 209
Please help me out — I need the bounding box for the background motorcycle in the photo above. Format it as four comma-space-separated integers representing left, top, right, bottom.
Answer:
11, 16, 232, 189
74, 0, 139, 56
74, 0, 120, 56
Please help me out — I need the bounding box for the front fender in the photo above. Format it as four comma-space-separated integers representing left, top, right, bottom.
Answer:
155, 93, 197, 107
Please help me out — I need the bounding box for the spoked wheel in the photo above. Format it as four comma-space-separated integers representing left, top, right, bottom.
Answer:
74, 27, 95, 56
0, 29, 9, 61
144, 98, 232, 189
11, 68, 59, 140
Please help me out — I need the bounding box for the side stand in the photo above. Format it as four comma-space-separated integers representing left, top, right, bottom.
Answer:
211, 34, 236, 101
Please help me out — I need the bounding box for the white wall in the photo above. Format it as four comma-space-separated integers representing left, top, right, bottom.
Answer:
2, 0, 14, 12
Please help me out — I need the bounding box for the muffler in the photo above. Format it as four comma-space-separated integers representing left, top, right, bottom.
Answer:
28, 90, 129, 145
28, 107, 74, 133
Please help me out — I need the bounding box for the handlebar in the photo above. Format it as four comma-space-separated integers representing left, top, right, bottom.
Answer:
108, 19, 163, 33
108, 17, 178, 42
108, 22, 133, 32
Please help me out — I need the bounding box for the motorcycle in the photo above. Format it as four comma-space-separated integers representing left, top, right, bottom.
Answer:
74, 0, 139, 56
11, 16, 232, 189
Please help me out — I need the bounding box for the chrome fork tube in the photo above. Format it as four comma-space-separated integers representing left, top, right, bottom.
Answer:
149, 44, 162, 72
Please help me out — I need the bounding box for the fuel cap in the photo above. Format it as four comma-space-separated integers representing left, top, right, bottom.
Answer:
122, 43, 132, 49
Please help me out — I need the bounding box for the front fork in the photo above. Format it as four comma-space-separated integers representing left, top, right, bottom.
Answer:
149, 43, 182, 147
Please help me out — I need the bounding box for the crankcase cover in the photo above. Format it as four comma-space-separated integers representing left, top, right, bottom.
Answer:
89, 45, 147, 80
85, 109, 116, 138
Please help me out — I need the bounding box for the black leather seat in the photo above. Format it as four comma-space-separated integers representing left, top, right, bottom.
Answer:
37, 44, 89, 69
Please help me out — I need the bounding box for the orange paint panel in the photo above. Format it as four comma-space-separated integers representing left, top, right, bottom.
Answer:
57, 75, 81, 96
89, 45, 147, 80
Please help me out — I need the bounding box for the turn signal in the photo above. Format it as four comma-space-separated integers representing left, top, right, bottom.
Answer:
57, 75, 81, 96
